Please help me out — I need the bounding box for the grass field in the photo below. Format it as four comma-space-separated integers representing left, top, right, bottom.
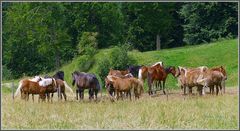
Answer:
2, 88, 238, 129
1, 39, 239, 129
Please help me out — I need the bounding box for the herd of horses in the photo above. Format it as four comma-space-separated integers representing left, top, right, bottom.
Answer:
14, 61, 227, 102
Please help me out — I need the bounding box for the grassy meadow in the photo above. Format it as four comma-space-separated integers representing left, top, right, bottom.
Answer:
1, 39, 239, 129
2, 88, 238, 129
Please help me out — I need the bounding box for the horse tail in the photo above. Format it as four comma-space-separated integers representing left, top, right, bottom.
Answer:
63, 81, 73, 93
96, 79, 102, 98
138, 68, 142, 80
14, 80, 23, 98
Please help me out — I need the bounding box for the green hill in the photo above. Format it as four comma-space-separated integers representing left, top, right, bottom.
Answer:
3, 39, 237, 92
59, 39, 238, 90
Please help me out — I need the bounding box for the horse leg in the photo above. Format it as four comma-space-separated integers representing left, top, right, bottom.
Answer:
76, 89, 79, 100
32, 94, 34, 102
94, 89, 98, 101
216, 85, 219, 96
26, 93, 29, 101
81, 89, 84, 100
163, 80, 166, 95
129, 91, 131, 101
63, 91, 67, 101
79, 89, 82, 101
51, 93, 54, 102
117, 91, 120, 100
47, 93, 50, 102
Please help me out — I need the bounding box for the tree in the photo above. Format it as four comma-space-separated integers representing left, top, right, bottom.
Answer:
179, 2, 238, 44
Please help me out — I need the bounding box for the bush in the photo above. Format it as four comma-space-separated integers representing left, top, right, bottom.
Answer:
97, 58, 111, 86
110, 44, 136, 70
77, 55, 95, 72
96, 44, 136, 85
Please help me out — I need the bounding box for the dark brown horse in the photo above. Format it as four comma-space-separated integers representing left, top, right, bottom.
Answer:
147, 64, 176, 95
72, 71, 102, 101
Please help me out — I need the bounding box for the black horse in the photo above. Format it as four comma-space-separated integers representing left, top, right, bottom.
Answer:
44, 71, 64, 81
128, 65, 142, 77
72, 71, 102, 101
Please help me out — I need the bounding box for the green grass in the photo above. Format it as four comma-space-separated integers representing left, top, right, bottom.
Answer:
2, 88, 238, 129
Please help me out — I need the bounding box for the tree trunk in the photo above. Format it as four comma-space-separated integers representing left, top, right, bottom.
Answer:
156, 34, 161, 50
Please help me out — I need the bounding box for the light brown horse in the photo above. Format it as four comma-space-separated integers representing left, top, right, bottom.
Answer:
108, 69, 129, 76
106, 75, 144, 101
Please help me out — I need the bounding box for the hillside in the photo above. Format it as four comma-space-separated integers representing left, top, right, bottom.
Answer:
59, 39, 238, 90
2, 39, 238, 92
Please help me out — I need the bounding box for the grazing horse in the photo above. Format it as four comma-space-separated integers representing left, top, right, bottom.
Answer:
72, 71, 102, 101
128, 65, 142, 77
14, 78, 57, 102
147, 65, 176, 95
106, 75, 144, 101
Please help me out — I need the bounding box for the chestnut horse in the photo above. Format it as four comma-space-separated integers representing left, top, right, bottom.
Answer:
147, 65, 176, 95
14, 78, 57, 102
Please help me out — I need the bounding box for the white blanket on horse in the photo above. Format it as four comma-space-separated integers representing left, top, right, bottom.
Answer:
39, 78, 53, 87
29, 76, 42, 82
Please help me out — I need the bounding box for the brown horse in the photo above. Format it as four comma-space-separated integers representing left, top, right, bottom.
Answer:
147, 65, 176, 95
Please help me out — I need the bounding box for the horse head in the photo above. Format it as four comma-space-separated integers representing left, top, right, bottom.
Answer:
167, 66, 177, 77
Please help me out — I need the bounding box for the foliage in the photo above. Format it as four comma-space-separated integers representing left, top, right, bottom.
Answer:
77, 55, 95, 72
77, 32, 98, 56
96, 57, 111, 85
179, 2, 238, 44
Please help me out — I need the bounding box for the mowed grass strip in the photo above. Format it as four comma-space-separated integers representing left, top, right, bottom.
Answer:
2, 88, 238, 130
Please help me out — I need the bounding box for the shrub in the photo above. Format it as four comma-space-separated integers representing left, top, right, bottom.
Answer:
77, 55, 95, 72
97, 58, 111, 86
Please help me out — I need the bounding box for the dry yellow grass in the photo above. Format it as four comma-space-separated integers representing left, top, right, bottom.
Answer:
1, 88, 239, 130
